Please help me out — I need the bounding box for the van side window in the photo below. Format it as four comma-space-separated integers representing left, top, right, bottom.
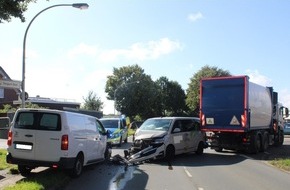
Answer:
183, 119, 200, 132
172, 120, 182, 133
96, 120, 106, 135
39, 113, 61, 131
15, 113, 34, 129
15, 112, 61, 131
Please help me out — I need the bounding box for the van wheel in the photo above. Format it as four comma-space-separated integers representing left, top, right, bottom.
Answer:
70, 154, 84, 178
118, 137, 122, 147
104, 145, 111, 161
165, 145, 175, 161
196, 142, 204, 155
18, 165, 32, 177
124, 135, 128, 143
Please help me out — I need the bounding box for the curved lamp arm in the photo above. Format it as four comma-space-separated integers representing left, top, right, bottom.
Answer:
21, 3, 89, 108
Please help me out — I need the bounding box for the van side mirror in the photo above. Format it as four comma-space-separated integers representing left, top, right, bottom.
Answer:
106, 130, 111, 138
173, 128, 181, 133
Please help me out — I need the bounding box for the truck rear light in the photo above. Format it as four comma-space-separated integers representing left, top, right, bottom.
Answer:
7, 130, 12, 146
241, 112, 247, 128
200, 113, 205, 126
61, 135, 69, 150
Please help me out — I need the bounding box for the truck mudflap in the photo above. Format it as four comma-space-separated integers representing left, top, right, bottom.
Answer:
111, 144, 165, 166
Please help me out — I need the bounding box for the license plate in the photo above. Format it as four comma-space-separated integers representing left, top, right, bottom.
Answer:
15, 144, 32, 150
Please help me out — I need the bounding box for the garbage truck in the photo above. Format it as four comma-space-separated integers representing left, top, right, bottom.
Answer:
199, 75, 289, 153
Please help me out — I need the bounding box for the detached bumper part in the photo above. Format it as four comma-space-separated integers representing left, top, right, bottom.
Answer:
111, 143, 165, 165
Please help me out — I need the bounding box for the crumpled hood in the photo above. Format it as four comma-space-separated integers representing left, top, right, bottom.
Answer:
135, 130, 167, 140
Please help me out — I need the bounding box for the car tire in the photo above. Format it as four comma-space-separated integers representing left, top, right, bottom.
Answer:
70, 154, 84, 178
165, 145, 175, 161
18, 165, 32, 177
196, 141, 204, 155
104, 144, 111, 161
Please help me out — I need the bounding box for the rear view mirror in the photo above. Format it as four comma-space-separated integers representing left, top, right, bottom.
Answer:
173, 128, 181, 133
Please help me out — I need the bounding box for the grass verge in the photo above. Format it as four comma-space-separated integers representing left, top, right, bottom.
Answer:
3, 169, 71, 190
1, 149, 71, 190
269, 158, 290, 172
0, 149, 16, 171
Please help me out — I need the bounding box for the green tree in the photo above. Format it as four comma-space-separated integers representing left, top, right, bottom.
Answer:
156, 77, 187, 116
0, 104, 16, 113
82, 91, 103, 111
105, 64, 157, 119
0, 0, 38, 23
186, 65, 231, 116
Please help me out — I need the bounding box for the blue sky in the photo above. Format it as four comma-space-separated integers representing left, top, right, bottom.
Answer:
1, 0, 290, 114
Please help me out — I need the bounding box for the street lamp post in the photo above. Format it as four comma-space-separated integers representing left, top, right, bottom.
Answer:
21, 3, 89, 108
114, 81, 139, 115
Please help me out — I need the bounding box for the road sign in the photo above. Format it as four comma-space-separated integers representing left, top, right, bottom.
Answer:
0, 79, 21, 89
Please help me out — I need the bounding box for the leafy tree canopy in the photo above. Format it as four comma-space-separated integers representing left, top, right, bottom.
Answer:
186, 65, 231, 115
156, 76, 187, 116
105, 64, 156, 119
0, 0, 37, 23
82, 91, 103, 111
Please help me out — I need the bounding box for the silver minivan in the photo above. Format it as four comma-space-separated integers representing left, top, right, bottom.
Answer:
130, 117, 206, 160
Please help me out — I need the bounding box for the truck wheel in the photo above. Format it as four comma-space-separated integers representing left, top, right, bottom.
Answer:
261, 132, 269, 152
196, 142, 204, 155
276, 130, 284, 146
249, 132, 261, 154
18, 165, 32, 177
165, 145, 175, 161
70, 154, 84, 178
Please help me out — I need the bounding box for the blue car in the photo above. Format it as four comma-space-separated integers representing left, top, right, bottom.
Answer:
284, 122, 290, 135
100, 118, 128, 147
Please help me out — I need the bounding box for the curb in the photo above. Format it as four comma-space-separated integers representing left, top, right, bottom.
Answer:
0, 167, 48, 190
0, 169, 24, 190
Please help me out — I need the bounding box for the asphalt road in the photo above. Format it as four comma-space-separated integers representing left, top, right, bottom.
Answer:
1, 137, 290, 190
64, 136, 290, 190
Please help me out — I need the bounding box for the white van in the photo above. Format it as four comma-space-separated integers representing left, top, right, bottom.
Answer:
6, 108, 110, 177
128, 117, 206, 161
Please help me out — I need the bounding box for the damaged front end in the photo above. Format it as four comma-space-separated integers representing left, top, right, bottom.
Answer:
112, 138, 166, 166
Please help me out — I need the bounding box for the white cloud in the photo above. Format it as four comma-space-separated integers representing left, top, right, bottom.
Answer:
246, 70, 272, 86
280, 89, 290, 109
98, 38, 182, 62
66, 43, 98, 59
188, 12, 204, 22
245, 70, 290, 109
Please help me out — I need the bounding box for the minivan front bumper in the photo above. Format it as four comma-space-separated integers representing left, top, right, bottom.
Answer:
6, 152, 76, 169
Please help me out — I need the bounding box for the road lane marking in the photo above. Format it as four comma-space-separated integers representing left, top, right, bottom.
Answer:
183, 167, 192, 178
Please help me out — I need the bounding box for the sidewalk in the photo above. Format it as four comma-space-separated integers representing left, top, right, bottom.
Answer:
0, 138, 18, 190
0, 138, 7, 149
0, 169, 24, 190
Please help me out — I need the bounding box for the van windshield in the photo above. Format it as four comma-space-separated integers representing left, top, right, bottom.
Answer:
139, 119, 172, 131
100, 120, 119, 129
15, 112, 61, 131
